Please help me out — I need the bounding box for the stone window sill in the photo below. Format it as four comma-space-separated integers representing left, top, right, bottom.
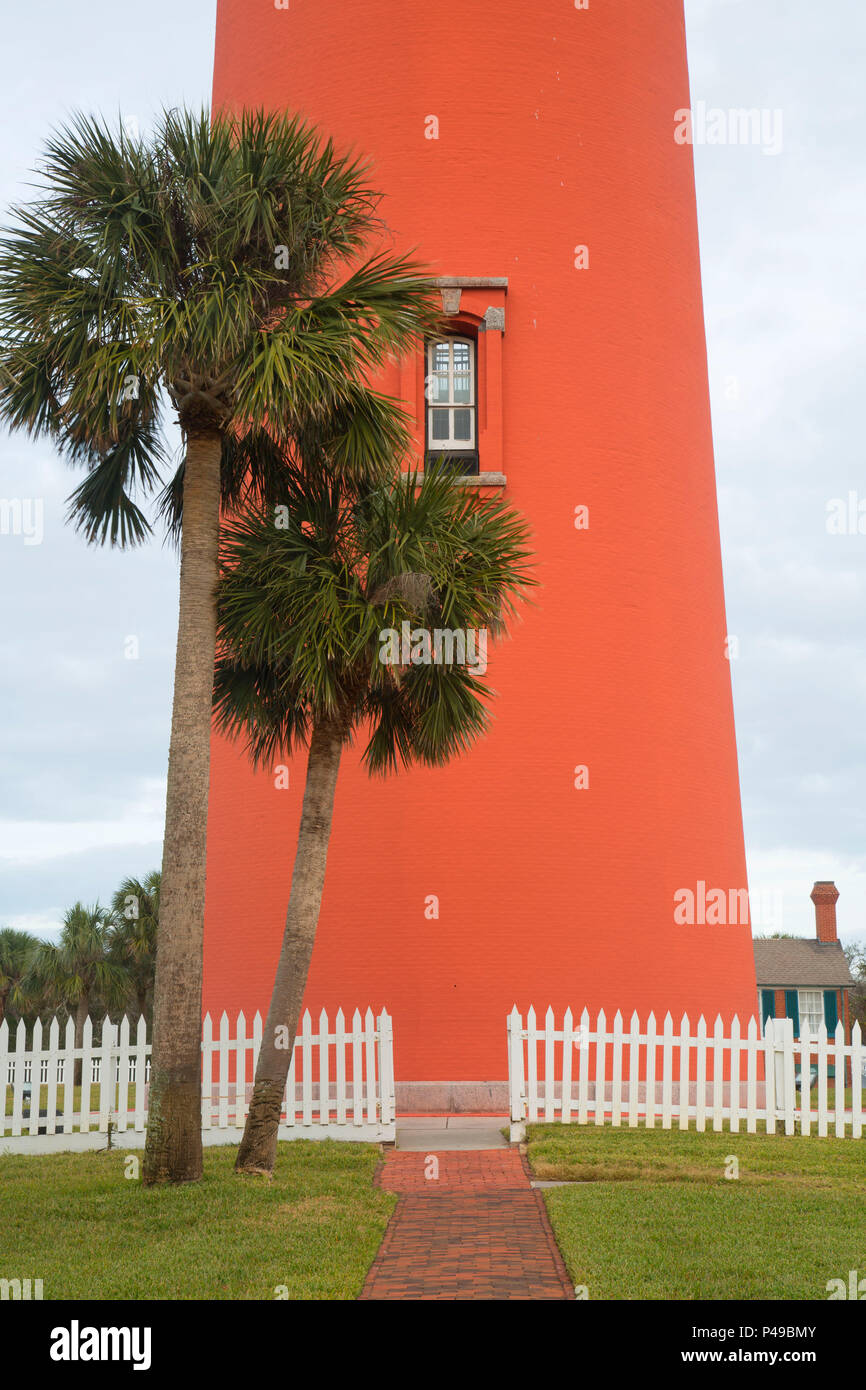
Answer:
412, 471, 507, 488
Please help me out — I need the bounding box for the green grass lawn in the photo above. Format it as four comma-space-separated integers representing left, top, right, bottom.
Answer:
0, 1141, 394, 1300
527, 1124, 866, 1301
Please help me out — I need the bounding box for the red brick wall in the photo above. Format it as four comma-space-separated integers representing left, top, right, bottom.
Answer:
203, 0, 759, 1081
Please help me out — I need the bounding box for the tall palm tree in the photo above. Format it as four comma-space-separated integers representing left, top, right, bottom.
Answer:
0, 108, 438, 1182
109, 871, 160, 1022
214, 446, 534, 1175
31, 903, 128, 1085
0, 927, 40, 1025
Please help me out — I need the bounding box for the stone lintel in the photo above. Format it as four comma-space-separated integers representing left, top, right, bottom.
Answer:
433, 276, 509, 290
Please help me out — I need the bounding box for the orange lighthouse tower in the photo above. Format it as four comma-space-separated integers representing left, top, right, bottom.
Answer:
203, 0, 758, 1106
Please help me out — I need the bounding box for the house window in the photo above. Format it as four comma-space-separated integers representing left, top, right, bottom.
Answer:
425, 336, 478, 473
797, 989, 823, 1037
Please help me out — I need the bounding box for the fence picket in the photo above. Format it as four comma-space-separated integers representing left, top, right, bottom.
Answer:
79, 1016, 94, 1134
695, 1016, 707, 1133
763, 1018, 777, 1135
116, 1017, 130, 1134
594, 1010, 607, 1125
378, 1012, 395, 1127
817, 1022, 828, 1138
364, 1008, 376, 1124
300, 1011, 313, 1126
351, 1009, 363, 1126
218, 1012, 231, 1130
645, 1012, 657, 1129
336, 1009, 347, 1125
627, 1012, 640, 1128
526, 1006, 538, 1123
782, 1017, 796, 1135
0, 1020, 8, 1137
134, 1015, 147, 1131
561, 1008, 574, 1124
41, 1017, 57, 1134
852, 1023, 863, 1140
319, 1009, 330, 1127
577, 1008, 590, 1125
201, 1013, 213, 1130
234, 1011, 247, 1130
28, 1020, 43, 1137
11, 1019, 26, 1136
543, 1007, 555, 1122
729, 1015, 741, 1135
800, 1022, 812, 1137
712, 1015, 724, 1132
98, 1019, 114, 1134
62, 1017, 75, 1136
678, 1014, 690, 1132
661, 1013, 673, 1129
611, 1011, 623, 1127
833, 1022, 845, 1138
746, 1017, 758, 1133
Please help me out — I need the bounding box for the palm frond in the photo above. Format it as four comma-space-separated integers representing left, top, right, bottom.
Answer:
214, 442, 535, 776
0, 105, 439, 547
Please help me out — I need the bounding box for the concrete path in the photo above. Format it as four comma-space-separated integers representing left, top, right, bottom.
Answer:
359, 1148, 574, 1300
396, 1115, 508, 1151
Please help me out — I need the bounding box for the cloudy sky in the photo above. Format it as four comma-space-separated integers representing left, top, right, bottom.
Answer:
1, 0, 863, 944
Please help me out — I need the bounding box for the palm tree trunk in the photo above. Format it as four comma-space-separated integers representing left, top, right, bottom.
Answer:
235, 716, 345, 1176
143, 428, 222, 1185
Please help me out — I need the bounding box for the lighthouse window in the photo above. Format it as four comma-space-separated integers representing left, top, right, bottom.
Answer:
426, 336, 477, 469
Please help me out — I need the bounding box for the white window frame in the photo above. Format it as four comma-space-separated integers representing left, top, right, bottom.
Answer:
798, 989, 823, 1037
426, 336, 476, 451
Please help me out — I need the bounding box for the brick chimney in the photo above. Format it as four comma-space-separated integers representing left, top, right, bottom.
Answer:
811, 881, 839, 943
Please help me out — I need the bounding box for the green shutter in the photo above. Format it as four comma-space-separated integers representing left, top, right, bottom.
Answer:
761, 990, 775, 1027
784, 990, 800, 1037
824, 990, 838, 1034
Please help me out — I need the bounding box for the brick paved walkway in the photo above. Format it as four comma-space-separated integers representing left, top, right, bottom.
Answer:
359, 1149, 574, 1300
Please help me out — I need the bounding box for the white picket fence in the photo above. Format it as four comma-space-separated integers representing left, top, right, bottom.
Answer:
507, 1007, 865, 1142
1, 1008, 395, 1154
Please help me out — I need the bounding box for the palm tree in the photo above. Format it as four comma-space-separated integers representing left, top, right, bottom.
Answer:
214, 445, 534, 1175
31, 903, 128, 1085
0, 927, 40, 1025
109, 871, 160, 1022
0, 108, 439, 1182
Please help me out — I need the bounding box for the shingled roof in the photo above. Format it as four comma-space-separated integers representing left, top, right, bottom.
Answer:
753, 938, 854, 988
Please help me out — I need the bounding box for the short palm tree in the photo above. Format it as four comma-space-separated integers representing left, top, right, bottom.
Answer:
0, 107, 439, 1182
31, 903, 128, 1085
109, 871, 160, 1022
215, 445, 534, 1175
0, 927, 40, 1025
